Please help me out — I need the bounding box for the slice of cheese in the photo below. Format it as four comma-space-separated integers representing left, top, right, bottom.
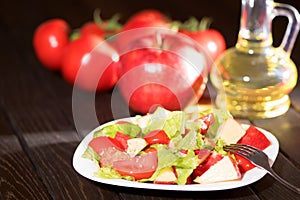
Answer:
216, 117, 246, 145
194, 156, 241, 184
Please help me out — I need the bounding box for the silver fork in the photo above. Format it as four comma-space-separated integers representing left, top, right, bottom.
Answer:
224, 144, 300, 194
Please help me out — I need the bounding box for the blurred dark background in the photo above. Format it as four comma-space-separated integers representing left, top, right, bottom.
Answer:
1, 0, 300, 65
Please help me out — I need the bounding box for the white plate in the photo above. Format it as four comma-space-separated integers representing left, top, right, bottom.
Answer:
72, 118, 279, 191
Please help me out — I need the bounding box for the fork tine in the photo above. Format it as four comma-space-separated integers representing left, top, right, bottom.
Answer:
225, 144, 259, 153
231, 150, 250, 158
231, 144, 260, 152
224, 144, 256, 157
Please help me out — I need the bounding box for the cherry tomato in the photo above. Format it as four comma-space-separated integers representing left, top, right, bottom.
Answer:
61, 34, 119, 92
113, 152, 158, 180
144, 130, 170, 145
33, 19, 71, 70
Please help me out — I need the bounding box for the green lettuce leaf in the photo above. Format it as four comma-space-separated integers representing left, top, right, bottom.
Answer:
174, 129, 200, 150
139, 145, 180, 182
173, 150, 200, 184
81, 146, 100, 163
214, 138, 228, 155
206, 109, 231, 139
94, 166, 134, 181
175, 168, 194, 185
93, 123, 141, 138
173, 150, 200, 169
143, 107, 185, 139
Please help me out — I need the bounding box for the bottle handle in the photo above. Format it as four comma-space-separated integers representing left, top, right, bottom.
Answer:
272, 3, 300, 54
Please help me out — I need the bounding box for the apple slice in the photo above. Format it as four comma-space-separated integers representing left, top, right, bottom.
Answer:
154, 166, 177, 184
216, 117, 246, 145
192, 152, 223, 178
193, 155, 241, 184
126, 138, 148, 157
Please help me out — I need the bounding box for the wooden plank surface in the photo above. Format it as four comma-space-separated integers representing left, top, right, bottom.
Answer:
0, 20, 119, 200
1, 0, 300, 199
0, 107, 51, 199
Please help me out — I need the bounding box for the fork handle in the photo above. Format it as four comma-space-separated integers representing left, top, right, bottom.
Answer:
268, 168, 300, 194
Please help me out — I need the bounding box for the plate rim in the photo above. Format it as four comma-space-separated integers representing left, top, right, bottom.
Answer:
72, 118, 279, 191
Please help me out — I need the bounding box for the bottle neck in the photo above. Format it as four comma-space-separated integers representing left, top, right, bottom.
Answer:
237, 0, 274, 49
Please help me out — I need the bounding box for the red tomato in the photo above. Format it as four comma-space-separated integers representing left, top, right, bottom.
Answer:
144, 147, 157, 153
198, 113, 214, 134
61, 34, 119, 92
238, 125, 271, 150
235, 125, 271, 173
113, 132, 131, 150
33, 19, 71, 70
181, 29, 226, 67
122, 19, 169, 31
123, 9, 169, 31
122, 16, 170, 34
117, 18, 171, 52
185, 176, 193, 184
88, 136, 123, 156
79, 18, 122, 37
144, 130, 170, 145
126, 9, 168, 23
234, 154, 255, 173
79, 22, 106, 37
113, 152, 158, 180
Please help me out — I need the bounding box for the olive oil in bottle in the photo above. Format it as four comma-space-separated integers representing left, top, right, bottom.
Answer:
210, 0, 300, 119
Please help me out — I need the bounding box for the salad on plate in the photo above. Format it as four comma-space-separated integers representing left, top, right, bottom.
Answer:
80, 107, 272, 185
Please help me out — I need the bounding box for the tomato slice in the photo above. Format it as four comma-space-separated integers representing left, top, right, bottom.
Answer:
144, 130, 170, 145
144, 147, 157, 153
88, 136, 123, 156
238, 125, 271, 150
234, 154, 255, 173
113, 152, 158, 180
113, 132, 131, 150
199, 113, 214, 134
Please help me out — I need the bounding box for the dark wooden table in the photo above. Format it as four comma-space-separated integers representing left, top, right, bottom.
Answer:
1, 0, 300, 199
